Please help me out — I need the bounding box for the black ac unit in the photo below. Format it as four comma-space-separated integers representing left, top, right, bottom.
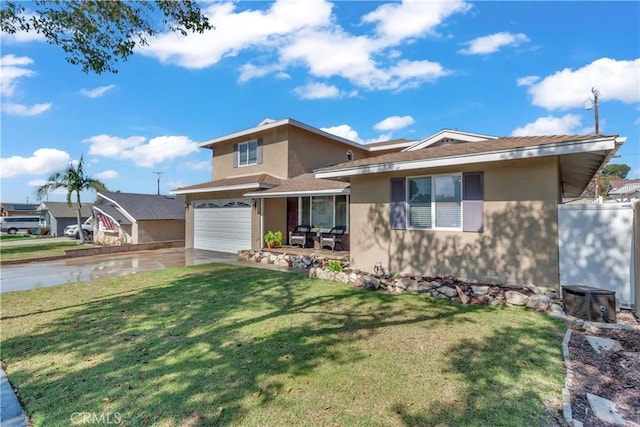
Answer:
562, 285, 616, 323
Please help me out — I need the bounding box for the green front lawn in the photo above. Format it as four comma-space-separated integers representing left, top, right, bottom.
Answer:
0, 264, 566, 426
0, 241, 94, 262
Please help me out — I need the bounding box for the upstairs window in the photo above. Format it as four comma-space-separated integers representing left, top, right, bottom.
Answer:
234, 139, 263, 167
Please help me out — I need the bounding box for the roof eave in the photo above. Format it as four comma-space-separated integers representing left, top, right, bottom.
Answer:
315, 137, 618, 179
170, 183, 277, 195
244, 188, 350, 199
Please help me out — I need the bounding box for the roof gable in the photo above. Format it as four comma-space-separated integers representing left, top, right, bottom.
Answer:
404, 129, 497, 151
97, 192, 186, 221
38, 201, 93, 218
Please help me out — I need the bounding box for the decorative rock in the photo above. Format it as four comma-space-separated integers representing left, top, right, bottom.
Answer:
505, 291, 529, 306
526, 294, 551, 312
549, 303, 564, 314
586, 393, 626, 425
362, 276, 380, 290
471, 285, 490, 295
437, 286, 458, 298
335, 272, 349, 283
308, 267, 317, 278
456, 285, 470, 304
275, 259, 290, 268
470, 295, 489, 305
586, 336, 623, 354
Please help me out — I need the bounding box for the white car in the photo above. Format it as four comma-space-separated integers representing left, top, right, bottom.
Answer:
64, 218, 93, 240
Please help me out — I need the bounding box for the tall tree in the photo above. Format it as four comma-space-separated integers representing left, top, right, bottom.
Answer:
36, 156, 108, 244
1, 1, 213, 74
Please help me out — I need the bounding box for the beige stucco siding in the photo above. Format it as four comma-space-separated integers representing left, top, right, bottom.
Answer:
213, 128, 289, 180
135, 220, 185, 244
287, 127, 369, 178
262, 198, 287, 249
349, 156, 561, 287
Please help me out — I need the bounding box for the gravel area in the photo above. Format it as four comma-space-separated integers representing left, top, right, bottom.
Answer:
568, 311, 640, 426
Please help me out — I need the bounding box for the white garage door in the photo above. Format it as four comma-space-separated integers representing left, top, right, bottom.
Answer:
194, 199, 252, 253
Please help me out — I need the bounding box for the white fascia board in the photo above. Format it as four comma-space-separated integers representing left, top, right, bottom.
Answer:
404, 130, 497, 152
369, 142, 416, 152
170, 183, 276, 195
96, 192, 137, 224
316, 138, 616, 179
199, 117, 367, 151
244, 188, 350, 199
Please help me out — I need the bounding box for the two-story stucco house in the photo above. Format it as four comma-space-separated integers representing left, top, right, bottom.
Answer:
172, 118, 625, 289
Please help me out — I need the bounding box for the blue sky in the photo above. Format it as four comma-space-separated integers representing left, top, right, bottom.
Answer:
1, 0, 639, 204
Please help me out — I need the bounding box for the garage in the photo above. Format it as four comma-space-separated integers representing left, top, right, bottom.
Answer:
193, 199, 252, 253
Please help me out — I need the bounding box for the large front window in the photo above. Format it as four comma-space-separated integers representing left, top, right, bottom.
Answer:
238, 140, 258, 166
408, 174, 462, 230
300, 195, 348, 230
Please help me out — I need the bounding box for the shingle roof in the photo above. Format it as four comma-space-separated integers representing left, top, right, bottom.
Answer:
99, 192, 186, 220
172, 173, 282, 193
609, 179, 640, 195
245, 173, 349, 197
317, 134, 614, 172
38, 201, 93, 219
366, 138, 417, 148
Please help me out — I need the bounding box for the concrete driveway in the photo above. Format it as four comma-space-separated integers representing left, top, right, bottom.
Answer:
0, 248, 242, 293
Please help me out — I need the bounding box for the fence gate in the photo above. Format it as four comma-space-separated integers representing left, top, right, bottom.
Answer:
558, 203, 637, 309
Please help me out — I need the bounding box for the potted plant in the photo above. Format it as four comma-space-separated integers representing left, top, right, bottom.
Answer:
264, 230, 283, 249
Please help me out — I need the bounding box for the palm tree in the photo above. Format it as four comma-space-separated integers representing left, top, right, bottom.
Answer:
36, 156, 108, 244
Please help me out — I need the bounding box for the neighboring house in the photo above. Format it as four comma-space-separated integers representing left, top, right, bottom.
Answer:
37, 201, 93, 237
172, 117, 625, 289
93, 192, 186, 245
608, 179, 640, 202
1, 202, 39, 217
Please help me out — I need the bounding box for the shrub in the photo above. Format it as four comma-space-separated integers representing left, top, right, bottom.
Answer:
327, 261, 343, 273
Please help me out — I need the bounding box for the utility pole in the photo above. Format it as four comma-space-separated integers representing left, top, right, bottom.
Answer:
592, 87, 600, 135
153, 171, 164, 195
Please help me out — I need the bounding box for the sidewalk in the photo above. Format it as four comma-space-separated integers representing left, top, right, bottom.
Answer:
0, 367, 28, 427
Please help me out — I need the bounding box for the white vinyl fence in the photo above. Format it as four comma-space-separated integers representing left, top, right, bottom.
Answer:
558, 202, 638, 309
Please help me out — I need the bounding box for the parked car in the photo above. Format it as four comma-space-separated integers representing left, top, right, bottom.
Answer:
64, 218, 93, 240
0, 216, 41, 234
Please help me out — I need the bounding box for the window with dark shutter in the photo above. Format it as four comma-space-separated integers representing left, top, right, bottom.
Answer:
233, 144, 239, 168
390, 178, 406, 230
462, 172, 484, 232
256, 138, 263, 164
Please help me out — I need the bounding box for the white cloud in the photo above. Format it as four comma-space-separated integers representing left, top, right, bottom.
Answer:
0, 148, 71, 178
140, 0, 333, 69
0, 54, 34, 97
140, 0, 465, 93
84, 134, 199, 167
294, 82, 342, 99
511, 114, 588, 136
94, 170, 119, 179
2, 102, 52, 116
516, 75, 540, 87
374, 115, 415, 131
1, 13, 47, 43
321, 124, 360, 141
80, 84, 116, 98
362, 0, 471, 43
522, 57, 640, 110
459, 32, 529, 55
321, 124, 391, 144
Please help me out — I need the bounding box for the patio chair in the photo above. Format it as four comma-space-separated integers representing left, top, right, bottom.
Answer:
289, 224, 311, 248
320, 225, 346, 251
